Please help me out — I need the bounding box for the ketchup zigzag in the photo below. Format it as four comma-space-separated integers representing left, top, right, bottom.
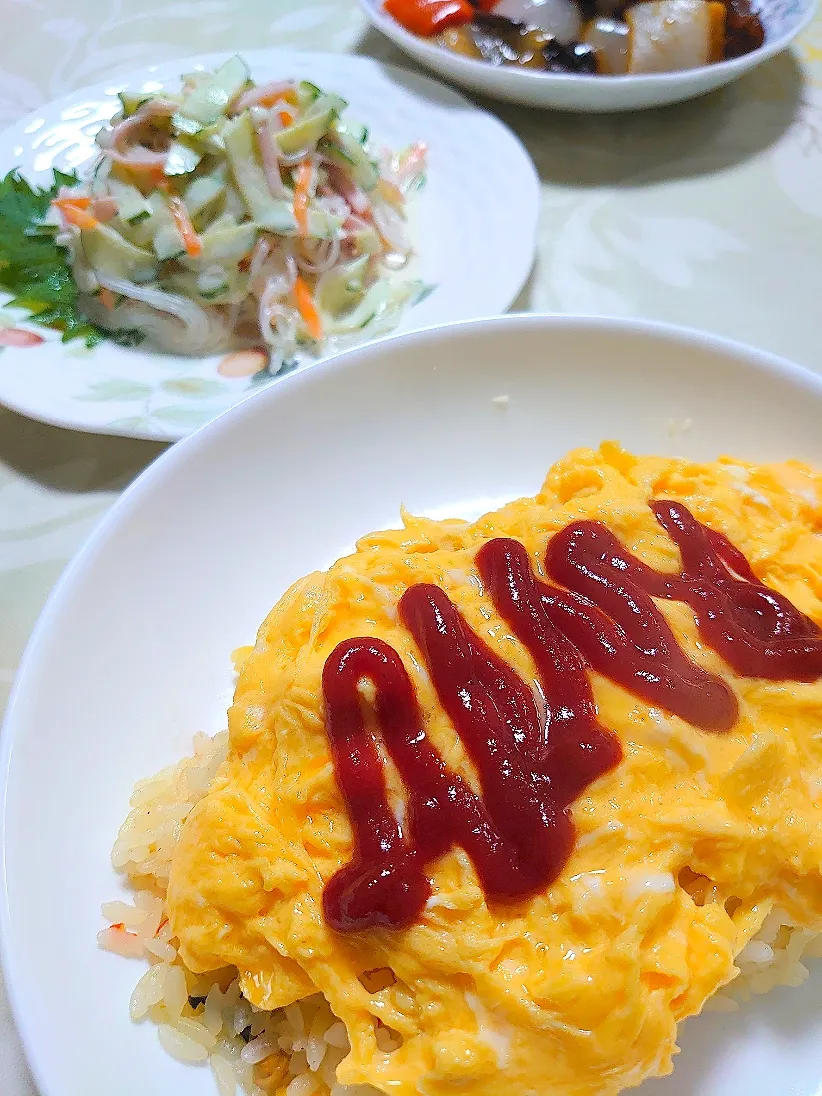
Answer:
321, 502, 822, 932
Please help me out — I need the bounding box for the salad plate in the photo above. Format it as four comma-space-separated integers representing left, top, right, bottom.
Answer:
0, 50, 539, 442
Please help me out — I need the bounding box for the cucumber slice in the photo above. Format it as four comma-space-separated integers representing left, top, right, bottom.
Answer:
409, 281, 436, 306
305, 209, 344, 241
318, 136, 354, 167
108, 179, 152, 225
324, 281, 391, 334
89, 156, 112, 197
80, 223, 157, 281
317, 255, 369, 317
296, 80, 323, 109
117, 90, 153, 117
223, 112, 297, 231
183, 170, 227, 224
178, 55, 250, 127
276, 94, 346, 156
337, 120, 369, 145
197, 222, 257, 263
196, 267, 231, 298
153, 222, 186, 262
198, 284, 230, 301
321, 123, 379, 190
171, 112, 204, 137
222, 181, 247, 222
164, 140, 202, 177
166, 268, 245, 303
127, 193, 171, 249
208, 210, 240, 232
350, 224, 382, 256
191, 122, 226, 155
172, 117, 227, 152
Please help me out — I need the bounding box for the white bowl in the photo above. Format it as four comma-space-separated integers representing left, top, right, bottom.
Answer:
4, 315, 822, 1096
357, 0, 817, 110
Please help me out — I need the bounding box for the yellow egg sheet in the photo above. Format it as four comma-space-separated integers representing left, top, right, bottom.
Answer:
167, 444, 822, 1096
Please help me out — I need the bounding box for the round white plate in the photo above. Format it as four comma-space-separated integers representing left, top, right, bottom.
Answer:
4, 315, 822, 1096
0, 50, 538, 442
357, 0, 817, 111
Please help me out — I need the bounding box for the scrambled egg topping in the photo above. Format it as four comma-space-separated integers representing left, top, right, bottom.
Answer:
167, 445, 822, 1096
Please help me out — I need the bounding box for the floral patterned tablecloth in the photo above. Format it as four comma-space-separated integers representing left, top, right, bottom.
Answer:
3, 0, 822, 1090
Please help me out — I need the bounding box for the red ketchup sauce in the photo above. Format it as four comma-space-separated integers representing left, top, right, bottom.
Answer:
321, 502, 822, 931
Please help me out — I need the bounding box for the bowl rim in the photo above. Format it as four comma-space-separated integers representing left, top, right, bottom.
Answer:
357, 0, 818, 89
3, 311, 822, 1096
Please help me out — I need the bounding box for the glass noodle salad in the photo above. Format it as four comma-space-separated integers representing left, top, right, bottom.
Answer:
49, 57, 429, 369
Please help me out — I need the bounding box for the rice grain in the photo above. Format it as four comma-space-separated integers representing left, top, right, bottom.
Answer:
287, 1074, 320, 1096
242, 1035, 277, 1065
130, 963, 166, 1020
325, 1023, 349, 1049
162, 963, 189, 1019
211, 1053, 239, 1096
204, 983, 225, 1035
158, 1023, 210, 1064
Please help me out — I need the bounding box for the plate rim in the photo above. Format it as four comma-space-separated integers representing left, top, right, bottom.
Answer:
4, 312, 822, 1095
0, 47, 540, 442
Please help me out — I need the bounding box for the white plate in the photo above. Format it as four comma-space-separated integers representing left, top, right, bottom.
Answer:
0, 50, 538, 442
357, 0, 817, 111
4, 315, 822, 1096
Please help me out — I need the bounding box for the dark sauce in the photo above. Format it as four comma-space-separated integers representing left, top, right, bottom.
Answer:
722, 0, 766, 58
321, 503, 822, 932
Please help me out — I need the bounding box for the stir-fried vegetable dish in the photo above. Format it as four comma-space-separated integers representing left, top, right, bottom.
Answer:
385, 0, 765, 75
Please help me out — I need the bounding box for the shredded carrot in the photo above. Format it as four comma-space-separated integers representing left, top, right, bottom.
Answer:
293, 274, 323, 342
278, 107, 295, 127
376, 177, 404, 209
167, 195, 202, 258
58, 206, 99, 230
259, 86, 299, 109
99, 288, 115, 311
110, 922, 138, 937
119, 161, 168, 187
53, 198, 99, 231
293, 160, 312, 237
